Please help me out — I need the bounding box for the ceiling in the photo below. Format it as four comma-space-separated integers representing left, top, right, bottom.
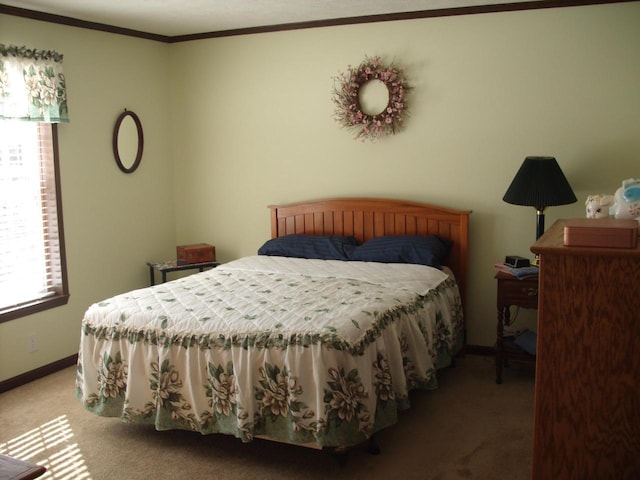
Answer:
1, 0, 540, 38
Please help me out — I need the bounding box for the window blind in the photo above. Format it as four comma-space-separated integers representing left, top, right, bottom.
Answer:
0, 120, 64, 311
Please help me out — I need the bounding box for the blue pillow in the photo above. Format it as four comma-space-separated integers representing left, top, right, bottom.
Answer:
257, 234, 358, 261
348, 235, 452, 269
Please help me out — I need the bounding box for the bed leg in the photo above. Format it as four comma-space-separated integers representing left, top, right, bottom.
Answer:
324, 435, 380, 465
367, 435, 381, 455
324, 446, 350, 466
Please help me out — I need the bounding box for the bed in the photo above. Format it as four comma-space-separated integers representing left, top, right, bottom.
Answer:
76, 197, 471, 451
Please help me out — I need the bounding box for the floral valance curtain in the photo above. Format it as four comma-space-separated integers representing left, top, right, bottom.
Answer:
0, 44, 69, 123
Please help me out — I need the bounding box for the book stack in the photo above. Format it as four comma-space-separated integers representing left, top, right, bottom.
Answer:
494, 263, 539, 279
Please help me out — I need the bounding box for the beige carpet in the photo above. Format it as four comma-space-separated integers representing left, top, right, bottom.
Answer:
0, 355, 534, 480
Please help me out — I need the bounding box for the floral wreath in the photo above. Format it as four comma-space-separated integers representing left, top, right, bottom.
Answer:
332, 56, 411, 141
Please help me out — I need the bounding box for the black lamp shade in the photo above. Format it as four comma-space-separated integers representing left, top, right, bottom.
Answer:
503, 156, 577, 209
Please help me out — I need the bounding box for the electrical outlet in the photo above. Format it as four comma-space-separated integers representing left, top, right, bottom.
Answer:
28, 332, 38, 353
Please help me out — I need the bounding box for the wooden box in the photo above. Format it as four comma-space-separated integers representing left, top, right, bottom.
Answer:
177, 243, 216, 264
563, 218, 638, 248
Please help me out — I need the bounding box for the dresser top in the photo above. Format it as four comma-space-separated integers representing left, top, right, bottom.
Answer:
531, 219, 640, 257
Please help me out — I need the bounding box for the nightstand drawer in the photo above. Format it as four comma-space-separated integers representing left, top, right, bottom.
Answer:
498, 279, 538, 308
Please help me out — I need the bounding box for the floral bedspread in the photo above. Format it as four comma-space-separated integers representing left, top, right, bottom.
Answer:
76, 256, 463, 448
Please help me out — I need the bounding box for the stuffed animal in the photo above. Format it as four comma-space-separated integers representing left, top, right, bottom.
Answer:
613, 178, 640, 220
585, 194, 614, 219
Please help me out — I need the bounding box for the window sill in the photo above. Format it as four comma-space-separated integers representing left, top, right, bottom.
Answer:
0, 294, 70, 324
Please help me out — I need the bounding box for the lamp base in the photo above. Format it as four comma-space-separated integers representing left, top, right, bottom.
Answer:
531, 254, 540, 266
536, 209, 546, 240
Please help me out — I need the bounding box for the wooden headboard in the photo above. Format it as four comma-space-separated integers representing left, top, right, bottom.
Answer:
268, 197, 471, 309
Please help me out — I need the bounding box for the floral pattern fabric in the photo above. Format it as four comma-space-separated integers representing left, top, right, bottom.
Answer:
0, 44, 69, 123
76, 256, 463, 448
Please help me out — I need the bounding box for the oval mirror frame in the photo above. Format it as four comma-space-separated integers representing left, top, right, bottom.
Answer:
113, 110, 144, 174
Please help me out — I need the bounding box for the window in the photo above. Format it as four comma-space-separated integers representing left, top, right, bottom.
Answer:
0, 119, 69, 322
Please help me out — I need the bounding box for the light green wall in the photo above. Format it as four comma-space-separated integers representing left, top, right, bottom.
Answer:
1, 2, 639, 381
169, 3, 640, 346
0, 16, 175, 381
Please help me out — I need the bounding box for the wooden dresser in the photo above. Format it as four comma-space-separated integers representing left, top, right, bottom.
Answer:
530, 219, 640, 480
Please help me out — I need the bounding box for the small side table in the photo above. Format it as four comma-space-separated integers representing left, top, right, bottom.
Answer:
147, 260, 219, 286
495, 271, 538, 384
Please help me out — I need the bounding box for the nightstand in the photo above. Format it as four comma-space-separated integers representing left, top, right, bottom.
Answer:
495, 271, 538, 384
147, 260, 219, 286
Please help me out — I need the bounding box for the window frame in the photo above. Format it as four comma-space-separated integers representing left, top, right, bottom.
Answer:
0, 123, 69, 323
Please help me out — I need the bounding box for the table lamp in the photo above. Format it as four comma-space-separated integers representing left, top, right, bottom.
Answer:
503, 156, 577, 241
